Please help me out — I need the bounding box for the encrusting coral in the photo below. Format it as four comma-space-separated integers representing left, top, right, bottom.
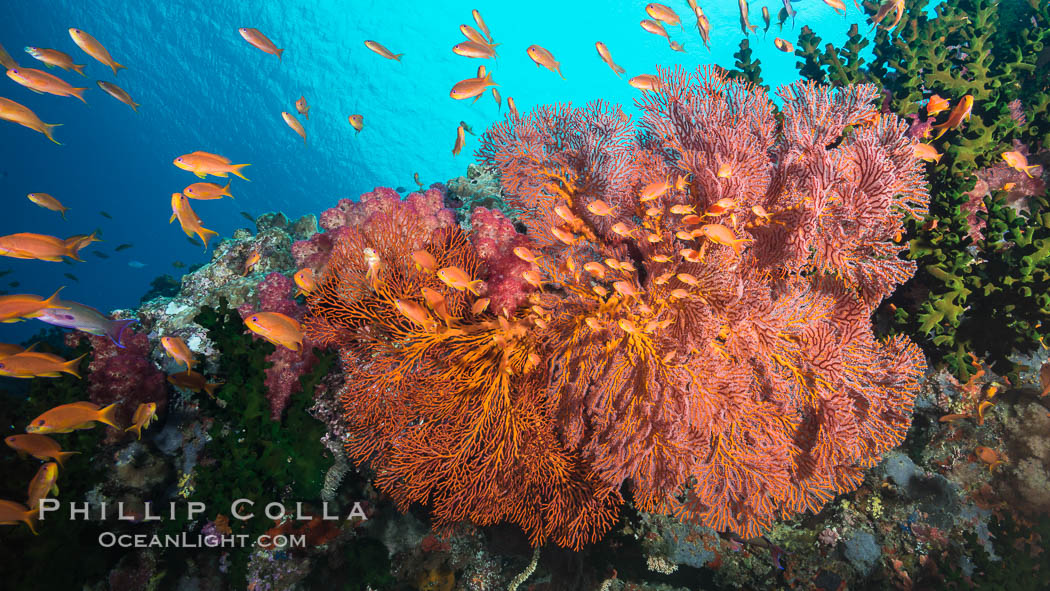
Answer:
304, 66, 930, 548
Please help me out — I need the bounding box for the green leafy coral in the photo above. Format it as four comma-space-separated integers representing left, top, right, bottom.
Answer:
793, 0, 1050, 379
162, 299, 335, 587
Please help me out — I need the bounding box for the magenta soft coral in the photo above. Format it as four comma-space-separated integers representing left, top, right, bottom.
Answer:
66, 329, 167, 434
295, 185, 456, 273
468, 207, 535, 316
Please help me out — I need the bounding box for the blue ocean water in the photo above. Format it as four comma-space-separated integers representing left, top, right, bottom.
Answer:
1, 0, 870, 342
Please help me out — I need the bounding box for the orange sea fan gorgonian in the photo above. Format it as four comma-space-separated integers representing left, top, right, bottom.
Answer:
306, 65, 930, 548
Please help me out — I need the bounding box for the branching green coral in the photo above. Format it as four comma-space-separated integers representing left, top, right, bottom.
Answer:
794, 0, 1050, 379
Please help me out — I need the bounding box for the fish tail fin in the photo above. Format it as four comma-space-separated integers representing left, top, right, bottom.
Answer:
613, 64, 625, 76
106, 318, 138, 348
23, 507, 37, 535
112, 62, 127, 75
124, 423, 142, 440
277, 48, 285, 61
70, 87, 88, 104
934, 154, 943, 164
204, 381, 224, 397
54, 451, 80, 468
131, 101, 140, 112
96, 402, 121, 430
60, 206, 68, 220
222, 182, 234, 198
467, 280, 484, 296
199, 227, 219, 250
230, 164, 251, 181
557, 63, 565, 80
43, 123, 63, 145
72, 63, 86, 76
42, 286, 67, 310
63, 353, 87, 379
393, 53, 405, 61
1024, 165, 1037, 178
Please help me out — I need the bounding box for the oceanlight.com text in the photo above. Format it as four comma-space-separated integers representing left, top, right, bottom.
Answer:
98, 532, 307, 549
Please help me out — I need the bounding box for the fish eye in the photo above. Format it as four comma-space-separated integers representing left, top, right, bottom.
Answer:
36, 419, 45, 425
251, 316, 258, 321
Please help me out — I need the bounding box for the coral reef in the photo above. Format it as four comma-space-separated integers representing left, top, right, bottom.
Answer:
305, 66, 930, 549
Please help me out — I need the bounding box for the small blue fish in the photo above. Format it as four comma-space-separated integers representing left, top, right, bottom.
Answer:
128, 260, 146, 269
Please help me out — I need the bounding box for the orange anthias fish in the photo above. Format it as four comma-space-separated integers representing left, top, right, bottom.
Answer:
774, 38, 794, 52
974, 446, 1005, 471
738, 0, 758, 34
364, 40, 404, 61
243, 250, 261, 275
646, 3, 682, 28
5, 434, 78, 466
161, 336, 195, 372
167, 370, 223, 396
125, 402, 158, 440
169, 193, 220, 250
348, 114, 364, 133
437, 266, 483, 296
526, 45, 564, 79
507, 96, 519, 120
0, 287, 67, 323
0, 351, 85, 378
913, 143, 942, 163
68, 28, 126, 75
26, 462, 58, 510
24, 47, 85, 76
492, 88, 502, 110
0, 500, 36, 534
925, 94, 949, 117
1002, 151, 1039, 178
26, 401, 120, 434
629, 75, 663, 91
640, 19, 670, 41
293, 268, 317, 297
394, 299, 436, 331
244, 312, 304, 351
453, 41, 497, 59
281, 111, 307, 144
693, 5, 712, 50
0, 42, 19, 70
0, 232, 91, 262
450, 72, 497, 102
698, 224, 750, 254
0, 97, 62, 144
459, 24, 489, 46
173, 151, 251, 180
6, 68, 87, 103
930, 95, 973, 140
296, 95, 309, 119
595, 42, 625, 77
472, 9, 494, 44
96, 81, 139, 111
870, 0, 905, 31
453, 124, 466, 156
27, 193, 69, 219
183, 182, 233, 200
823, 0, 847, 15
239, 28, 283, 60
412, 250, 438, 273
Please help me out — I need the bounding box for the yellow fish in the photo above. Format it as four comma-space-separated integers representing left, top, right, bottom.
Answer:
169, 193, 219, 250
0, 97, 62, 144
1001, 151, 1039, 178
244, 312, 303, 351
69, 28, 126, 75
0, 499, 36, 534
173, 151, 250, 181
436, 266, 483, 296
161, 336, 195, 372
26, 401, 120, 434
125, 402, 158, 440
4, 434, 78, 466
0, 287, 67, 323
27, 193, 70, 219
0, 351, 85, 378
282, 111, 306, 144
26, 462, 59, 510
